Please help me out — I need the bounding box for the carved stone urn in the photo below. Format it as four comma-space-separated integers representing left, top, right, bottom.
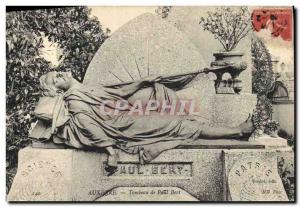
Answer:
211, 51, 244, 66
210, 51, 247, 94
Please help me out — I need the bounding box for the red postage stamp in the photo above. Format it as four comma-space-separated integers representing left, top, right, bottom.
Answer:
252, 8, 293, 41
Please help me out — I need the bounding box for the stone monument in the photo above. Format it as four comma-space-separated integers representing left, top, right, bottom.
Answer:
8, 13, 293, 202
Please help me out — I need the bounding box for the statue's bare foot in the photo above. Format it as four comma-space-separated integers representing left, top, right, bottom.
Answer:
105, 154, 119, 176
239, 114, 255, 139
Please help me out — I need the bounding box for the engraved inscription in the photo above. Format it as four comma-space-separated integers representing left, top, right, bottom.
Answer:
103, 162, 192, 177
13, 159, 65, 201
228, 156, 289, 201
95, 187, 199, 201
20, 160, 62, 178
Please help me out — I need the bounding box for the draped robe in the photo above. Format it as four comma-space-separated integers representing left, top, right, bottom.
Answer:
30, 73, 208, 162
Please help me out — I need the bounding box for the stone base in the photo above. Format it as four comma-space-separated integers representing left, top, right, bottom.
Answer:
249, 135, 288, 148
8, 147, 225, 201
8, 141, 293, 202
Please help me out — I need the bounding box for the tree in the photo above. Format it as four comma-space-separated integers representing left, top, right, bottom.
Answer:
252, 37, 274, 94
251, 36, 277, 134
6, 6, 109, 193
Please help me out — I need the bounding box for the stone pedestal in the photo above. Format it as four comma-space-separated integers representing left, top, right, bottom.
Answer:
8, 139, 292, 202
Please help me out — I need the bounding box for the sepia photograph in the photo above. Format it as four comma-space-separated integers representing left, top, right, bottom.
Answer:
5, 4, 295, 202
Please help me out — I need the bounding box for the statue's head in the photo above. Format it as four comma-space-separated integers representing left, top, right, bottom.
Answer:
39, 71, 74, 96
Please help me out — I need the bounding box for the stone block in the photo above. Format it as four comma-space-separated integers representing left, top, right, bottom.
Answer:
71, 148, 225, 201
8, 147, 225, 201
8, 148, 73, 201
8, 144, 292, 202
223, 149, 290, 201
249, 134, 288, 148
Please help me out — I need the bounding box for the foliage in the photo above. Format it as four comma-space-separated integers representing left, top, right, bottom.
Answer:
6, 6, 109, 193
278, 156, 294, 201
278, 129, 294, 149
264, 120, 280, 136
277, 130, 294, 201
199, 7, 251, 52
251, 36, 294, 200
252, 37, 274, 94
155, 6, 172, 19
252, 95, 273, 132
251, 37, 278, 133
6, 167, 17, 194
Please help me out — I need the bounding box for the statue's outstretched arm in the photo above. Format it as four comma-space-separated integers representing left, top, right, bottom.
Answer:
106, 76, 162, 98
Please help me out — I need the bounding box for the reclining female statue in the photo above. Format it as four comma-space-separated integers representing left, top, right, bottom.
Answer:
31, 71, 254, 174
